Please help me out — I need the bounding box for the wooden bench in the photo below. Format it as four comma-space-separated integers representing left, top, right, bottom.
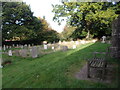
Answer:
87, 52, 108, 79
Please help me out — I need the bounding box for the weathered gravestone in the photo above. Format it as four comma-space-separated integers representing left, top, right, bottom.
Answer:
73, 45, 76, 49
44, 45, 47, 50
3, 45, 6, 51
24, 44, 28, 49
111, 13, 120, 59
0, 58, 3, 68
52, 46, 54, 50
62, 46, 68, 51
19, 49, 28, 57
31, 46, 38, 58
14, 50, 20, 56
101, 36, 106, 43
8, 50, 12, 56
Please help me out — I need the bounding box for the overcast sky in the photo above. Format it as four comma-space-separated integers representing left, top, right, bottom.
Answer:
23, 0, 66, 33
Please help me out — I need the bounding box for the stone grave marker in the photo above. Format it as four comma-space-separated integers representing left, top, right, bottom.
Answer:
44, 44, 47, 50
16, 44, 19, 47
52, 46, 54, 50
12, 44, 15, 47
75, 41, 79, 45
81, 40, 86, 44
8, 50, 12, 56
28, 44, 31, 48
19, 49, 28, 57
9, 46, 12, 49
62, 46, 68, 51
3, 45, 6, 51
24, 44, 28, 49
31, 46, 38, 58
0, 58, 3, 68
101, 36, 106, 43
14, 50, 20, 56
73, 45, 76, 49
20, 45, 24, 49
6, 46, 8, 49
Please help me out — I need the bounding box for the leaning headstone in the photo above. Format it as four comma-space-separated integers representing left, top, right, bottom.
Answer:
101, 36, 106, 43
73, 45, 76, 49
8, 50, 12, 56
62, 46, 68, 51
31, 46, 38, 58
44, 44, 47, 50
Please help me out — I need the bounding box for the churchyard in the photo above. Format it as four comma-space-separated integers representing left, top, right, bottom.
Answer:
2, 40, 118, 88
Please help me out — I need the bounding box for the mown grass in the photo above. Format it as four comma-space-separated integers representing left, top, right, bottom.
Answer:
2, 42, 118, 88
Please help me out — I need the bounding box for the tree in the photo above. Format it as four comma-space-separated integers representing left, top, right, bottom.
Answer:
52, 2, 119, 39
2, 2, 35, 41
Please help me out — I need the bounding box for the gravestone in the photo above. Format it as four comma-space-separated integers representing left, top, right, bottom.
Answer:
16, 44, 19, 47
12, 44, 15, 47
9, 46, 11, 49
62, 46, 68, 51
101, 36, 106, 43
44, 44, 47, 50
111, 13, 120, 59
3, 45, 6, 51
8, 50, 12, 56
24, 44, 28, 49
19, 49, 27, 57
20, 45, 23, 49
6, 46, 8, 49
0, 58, 3, 68
80, 40, 86, 44
14, 50, 20, 56
52, 46, 54, 50
75, 41, 79, 45
28, 44, 31, 48
31, 46, 38, 58
59, 41, 62, 44
73, 45, 76, 49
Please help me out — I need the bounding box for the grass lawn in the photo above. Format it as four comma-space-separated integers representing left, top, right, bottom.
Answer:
2, 42, 118, 88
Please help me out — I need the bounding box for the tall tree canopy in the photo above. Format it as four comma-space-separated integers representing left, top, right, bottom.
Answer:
2, 2, 59, 43
52, 2, 119, 39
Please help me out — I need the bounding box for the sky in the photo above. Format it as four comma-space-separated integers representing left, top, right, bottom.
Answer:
23, 0, 66, 33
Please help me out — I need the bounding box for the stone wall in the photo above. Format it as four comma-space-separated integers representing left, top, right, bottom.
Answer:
111, 15, 120, 59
